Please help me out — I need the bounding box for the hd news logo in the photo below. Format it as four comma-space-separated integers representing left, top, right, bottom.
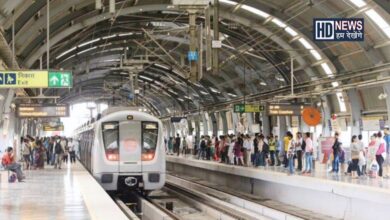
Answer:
313, 18, 364, 41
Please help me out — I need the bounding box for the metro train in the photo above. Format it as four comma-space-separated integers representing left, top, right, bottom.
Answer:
73, 108, 165, 192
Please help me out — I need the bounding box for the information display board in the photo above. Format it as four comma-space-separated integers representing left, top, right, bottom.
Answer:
43, 123, 64, 131
268, 104, 309, 116
17, 104, 70, 118
0, 70, 72, 88
234, 104, 264, 113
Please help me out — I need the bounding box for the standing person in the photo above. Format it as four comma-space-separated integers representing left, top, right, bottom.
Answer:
168, 137, 174, 155
357, 134, 366, 176
61, 137, 69, 164
1, 147, 25, 182
383, 128, 390, 178
213, 136, 220, 161
283, 132, 292, 168
68, 138, 76, 163
35, 140, 46, 169
198, 136, 206, 159
233, 137, 243, 166
376, 132, 386, 178
243, 135, 251, 166
268, 135, 276, 166
50, 137, 56, 165
275, 135, 282, 166
295, 132, 303, 171
181, 136, 188, 157
206, 136, 212, 160
287, 133, 296, 175
367, 135, 378, 178
350, 135, 360, 179
253, 134, 259, 167
303, 132, 313, 174
54, 138, 64, 169
21, 138, 31, 170
227, 135, 235, 164
175, 134, 181, 156
332, 132, 342, 174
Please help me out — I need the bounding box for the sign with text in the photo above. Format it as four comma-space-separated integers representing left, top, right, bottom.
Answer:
234, 104, 264, 113
43, 123, 64, 131
171, 117, 187, 123
17, 104, 70, 118
0, 70, 72, 88
268, 104, 309, 116
313, 18, 364, 41
0, 71, 48, 88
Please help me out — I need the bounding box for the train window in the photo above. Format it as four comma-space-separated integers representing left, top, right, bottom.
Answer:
102, 122, 119, 152
142, 122, 158, 158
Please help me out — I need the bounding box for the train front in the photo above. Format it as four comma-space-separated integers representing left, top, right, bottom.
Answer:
94, 112, 166, 192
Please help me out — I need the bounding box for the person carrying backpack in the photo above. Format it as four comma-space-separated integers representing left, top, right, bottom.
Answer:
54, 137, 64, 169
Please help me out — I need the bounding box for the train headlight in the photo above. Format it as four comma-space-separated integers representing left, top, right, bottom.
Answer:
106, 153, 119, 161
141, 153, 155, 161
124, 177, 138, 187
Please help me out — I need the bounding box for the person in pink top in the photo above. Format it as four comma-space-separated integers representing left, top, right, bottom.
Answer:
302, 132, 314, 174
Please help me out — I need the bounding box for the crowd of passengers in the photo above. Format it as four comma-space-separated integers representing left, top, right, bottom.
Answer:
166, 127, 390, 179
1, 135, 78, 182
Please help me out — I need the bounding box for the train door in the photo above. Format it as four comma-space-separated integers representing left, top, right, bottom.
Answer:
119, 121, 142, 173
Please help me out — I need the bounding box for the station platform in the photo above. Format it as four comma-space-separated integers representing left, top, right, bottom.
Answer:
166, 155, 390, 220
0, 162, 128, 220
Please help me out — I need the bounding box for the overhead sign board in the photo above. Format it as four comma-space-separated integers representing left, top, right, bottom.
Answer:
0, 71, 48, 88
171, 117, 187, 123
187, 51, 198, 61
48, 71, 73, 88
16, 103, 70, 118
0, 70, 72, 88
43, 123, 64, 131
313, 18, 364, 41
234, 104, 264, 113
268, 104, 309, 116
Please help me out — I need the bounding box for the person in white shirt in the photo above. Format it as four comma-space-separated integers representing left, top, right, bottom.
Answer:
295, 132, 303, 171
303, 132, 314, 174
243, 134, 252, 166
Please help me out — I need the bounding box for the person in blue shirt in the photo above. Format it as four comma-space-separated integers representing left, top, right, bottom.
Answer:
383, 127, 390, 178
275, 135, 282, 166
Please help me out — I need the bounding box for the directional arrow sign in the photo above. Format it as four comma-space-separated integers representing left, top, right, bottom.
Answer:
48, 71, 73, 88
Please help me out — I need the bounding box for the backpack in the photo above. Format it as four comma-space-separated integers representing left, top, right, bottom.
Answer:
301, 140, 306, 151
200, 140, 206, 149
55, 143, 63, 154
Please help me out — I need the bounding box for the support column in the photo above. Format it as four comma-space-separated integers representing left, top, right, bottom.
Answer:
202, 112, 208, 136
209, 112, 218, 136
383, 84, 390, 127
300, 116, 309, 132
220, 111, 228, 135
279, 116, 287, 138
347, 89, 362, 135
246, 113, 254, 135
321, 96, 332, 136
261, 104, 270, 136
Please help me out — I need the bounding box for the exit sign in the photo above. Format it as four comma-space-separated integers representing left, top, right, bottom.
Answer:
48, 71, 73, 88
234, 104, 264, 113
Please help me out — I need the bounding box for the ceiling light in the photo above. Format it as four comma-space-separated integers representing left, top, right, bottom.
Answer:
79, 38, 100, 47
365, 9, 390, 38
56, 47, 77, 59
241, 5, 269, 18
118, 32, 134, 37
210, 87, 221, 93
77, 46, 97, 55
310, 50, 322, 61
139, 75, 153, 81
284, 27, 298, 37
331, 82, 339, 87
177, 98, 184, 102
321, 63, 333, 76
154, 63, 170, 70
349, 0, 366, 8
271, 18, 287, 28
227, 93, 237, 97
275, 76, 285, 82
298, 38, 313, 49
219, 0, 237, 5
260, 82, 267, 86
102, 34, 117, 40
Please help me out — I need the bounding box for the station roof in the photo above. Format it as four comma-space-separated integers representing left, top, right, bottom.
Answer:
0, 0, 389, 116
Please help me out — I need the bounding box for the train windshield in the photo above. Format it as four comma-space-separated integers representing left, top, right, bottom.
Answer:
142, 122, 158, 160
102, 122, 119, 161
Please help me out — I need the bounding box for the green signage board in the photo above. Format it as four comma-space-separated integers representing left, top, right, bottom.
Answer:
48, 71, 73, 88
234, 104, 264, 113
0, 70, 72, 88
